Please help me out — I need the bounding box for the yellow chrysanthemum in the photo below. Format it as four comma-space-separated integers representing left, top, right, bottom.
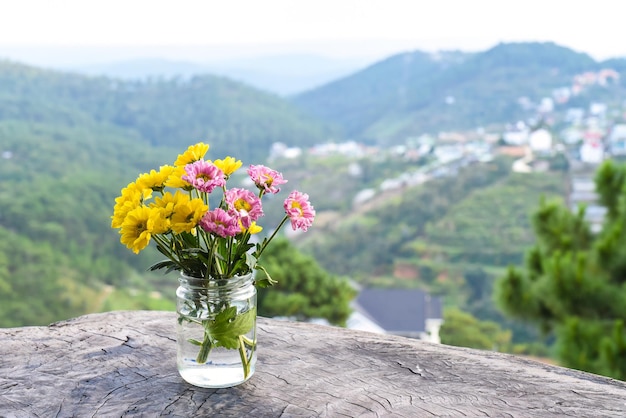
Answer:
119, 206, 160, 254
148, 193, 175, 233
150, 208, 171, 234
239, 221, 263, 235
118, 181, 152, 204
111, 200, 139, 229
213, 156, 242, 177
170, 197, 208, 234
164, 166, 192, 190
150, 191, 178, 218
136, 165, 175, 191
150, 191, 192, 234
174, 142, 210, 167
111, 182, 152, 228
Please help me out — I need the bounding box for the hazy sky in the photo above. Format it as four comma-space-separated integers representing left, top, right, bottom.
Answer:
0, 0, 623, 65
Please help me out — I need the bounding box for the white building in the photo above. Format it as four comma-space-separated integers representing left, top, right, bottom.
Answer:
580, 141, 604, 164
528, 129, 552, 152
609, 124, 626, 156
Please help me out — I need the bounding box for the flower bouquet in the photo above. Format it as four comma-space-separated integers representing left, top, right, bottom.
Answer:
111, 142, 315, 387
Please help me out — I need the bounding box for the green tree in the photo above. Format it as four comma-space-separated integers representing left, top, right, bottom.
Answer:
495, 160, 626, 380
440, 308, 512, 351
257, 238, 356, 326
464, 268, 492, 304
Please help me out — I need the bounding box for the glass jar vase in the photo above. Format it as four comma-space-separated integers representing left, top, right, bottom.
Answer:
176, 271, 257, 388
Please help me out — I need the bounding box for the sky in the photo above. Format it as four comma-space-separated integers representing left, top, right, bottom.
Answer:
0, 0, 624, 67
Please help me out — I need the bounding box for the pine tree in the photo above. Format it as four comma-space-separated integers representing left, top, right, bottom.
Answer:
495, 160, 626, 380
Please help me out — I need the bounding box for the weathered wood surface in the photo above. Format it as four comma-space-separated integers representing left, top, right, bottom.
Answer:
1, 311, 626, 417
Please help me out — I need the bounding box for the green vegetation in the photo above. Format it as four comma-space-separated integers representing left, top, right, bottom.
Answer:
297, 155, 567, 352
422, 172, 567, 268
439, 308, 511, 351
0, 59, 330, 163
302, 156, 515, 278
0, 119, 178, 326
294, 42, 605, 144
0, 60, 332, 327
496, 160, 626, 379
257, 238, 355, 326
2, 42, 622, 377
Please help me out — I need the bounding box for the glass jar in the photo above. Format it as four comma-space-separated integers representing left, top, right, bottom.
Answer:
176, 271, 257, 388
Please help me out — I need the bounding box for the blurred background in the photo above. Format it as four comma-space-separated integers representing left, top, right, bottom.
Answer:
2, 0, 626, 380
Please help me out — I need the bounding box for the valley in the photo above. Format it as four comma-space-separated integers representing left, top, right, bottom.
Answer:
1, 40, 625, 370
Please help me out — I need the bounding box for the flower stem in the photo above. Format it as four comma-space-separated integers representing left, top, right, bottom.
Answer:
254, 215, 289, 260
241, 335, 256, 347
196, 326, 213, 364
238, 335, 251, 379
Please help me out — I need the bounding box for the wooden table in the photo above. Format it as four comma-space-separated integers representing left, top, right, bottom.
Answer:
2, 311, 626, 417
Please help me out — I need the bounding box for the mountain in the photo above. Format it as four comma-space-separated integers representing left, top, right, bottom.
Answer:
0, 60, 331, 163
600, 57, 626, 73
0, 41, 621, 329
293, 42, 602, 144
65, 55, 373, 96
0, 59, 332, 327
68, 58, 210, 80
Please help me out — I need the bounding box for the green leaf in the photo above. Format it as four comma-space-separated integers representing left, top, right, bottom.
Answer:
205, 306, 256, 350
246, 252, 258, 268
254, 264, 277, 288
148, 260, 176, 271
188, 338, 203, 346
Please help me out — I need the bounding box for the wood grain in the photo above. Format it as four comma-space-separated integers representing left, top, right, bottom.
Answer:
1, 311, 626, 417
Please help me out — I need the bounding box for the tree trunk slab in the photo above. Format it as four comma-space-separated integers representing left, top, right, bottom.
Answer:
1, 311, 626, 417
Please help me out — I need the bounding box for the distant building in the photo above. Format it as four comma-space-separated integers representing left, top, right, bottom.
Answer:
580, 140, 604, 164
569, 177, 598, 206
310, 141, 366, 158
590, 102, 608, 117
608, 124, 626, 156
528, 128, 552, 152
353, 189, 376, 206
560, 127, 583, 145
598, 68, 620, 85
497, 145, 529, 158
538, 97, 554, 113
269, 142, 302, 159
569, 176, 605, 233
433, 145, 463, 164
565, 108, 585, 124
502, 129, 529, 146
350, 288, 443, 343
512, 157, 533, 173
552, 87, 571, 104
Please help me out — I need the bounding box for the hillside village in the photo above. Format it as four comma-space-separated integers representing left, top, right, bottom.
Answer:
264, 68, 626, 344
3, 40, 626, 381
277, 67, 623, 171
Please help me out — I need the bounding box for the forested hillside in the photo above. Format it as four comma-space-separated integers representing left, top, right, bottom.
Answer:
288, 154, 568, 349
0, 60, 331, 163
0, 43, 602, 336
293, 42, 605, 143
0, 120, 175, 326
0, 60, 333, 327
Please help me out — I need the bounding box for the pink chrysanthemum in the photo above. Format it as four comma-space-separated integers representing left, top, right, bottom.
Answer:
283, 191, 315, 231
182, 160, 225, 193
247, 164, 287, 194
225, 188, 264, 228
199, 208, 240, 238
